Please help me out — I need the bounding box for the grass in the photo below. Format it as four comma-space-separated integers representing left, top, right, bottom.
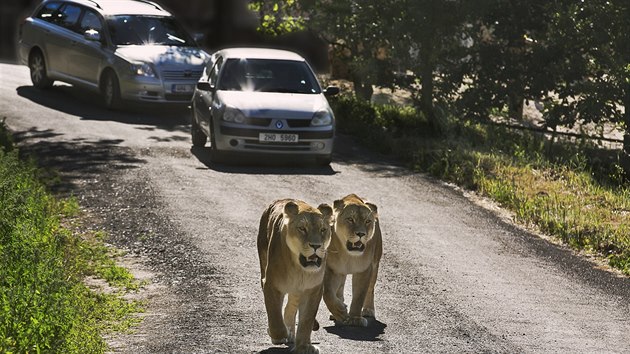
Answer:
330, 94, 630, 275
0, 121, 143, 353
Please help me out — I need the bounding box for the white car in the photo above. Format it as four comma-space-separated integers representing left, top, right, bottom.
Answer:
191, 47, 339, 166
18, 0, 209, 109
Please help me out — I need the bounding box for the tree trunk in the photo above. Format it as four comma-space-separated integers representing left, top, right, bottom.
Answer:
419, 42, 438, 133
622, 86, 630, 176
352, 77, 373, 101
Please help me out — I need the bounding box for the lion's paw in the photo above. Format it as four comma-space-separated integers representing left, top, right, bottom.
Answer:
268, 328, 289, 345
361, 308, 376, 318
343, 316, 368, 327
292, 344, 320, 354
287, 330, 295, 344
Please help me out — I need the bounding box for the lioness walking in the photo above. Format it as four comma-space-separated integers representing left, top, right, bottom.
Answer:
257, 199, 333, 354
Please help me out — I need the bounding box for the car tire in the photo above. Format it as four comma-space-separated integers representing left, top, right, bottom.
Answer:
191, 114, 207, 147
29, 50, 53, 89
102, 71, 122, 110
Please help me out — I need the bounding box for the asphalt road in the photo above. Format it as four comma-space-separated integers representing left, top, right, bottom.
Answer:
1, 62, 629, 354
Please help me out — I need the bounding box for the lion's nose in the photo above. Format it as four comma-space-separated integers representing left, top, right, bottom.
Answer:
355, 231, 366, 238
310, 244, 321, 251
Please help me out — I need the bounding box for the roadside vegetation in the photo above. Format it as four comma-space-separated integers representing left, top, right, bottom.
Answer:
0, 120, 143, 353
330, 95, 630, 275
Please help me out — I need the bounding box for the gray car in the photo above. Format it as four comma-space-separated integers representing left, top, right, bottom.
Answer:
191, 48, 339, 166
18, 0, 209, 109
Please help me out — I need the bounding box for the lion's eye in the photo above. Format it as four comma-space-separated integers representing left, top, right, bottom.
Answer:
346, 217, 354, 224
365, 219, 372, 224
298, 226, 307, 233
320, 228, 327, 233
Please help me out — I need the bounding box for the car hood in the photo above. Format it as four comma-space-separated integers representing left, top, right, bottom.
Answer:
217, 91, 331, 119
115, 45, 208, 66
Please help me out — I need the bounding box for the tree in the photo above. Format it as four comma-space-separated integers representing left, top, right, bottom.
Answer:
300, 0, 399, 100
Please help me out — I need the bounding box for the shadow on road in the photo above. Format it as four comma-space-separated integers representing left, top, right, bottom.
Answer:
323, 319, 387, 341
13, 128, 146, 195
16, 85, 190, 131
190, 146, 339, 175
258, 347, 291, 354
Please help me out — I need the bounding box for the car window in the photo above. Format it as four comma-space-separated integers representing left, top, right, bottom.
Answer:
36, 2, 62, 23
106, 15, 195, 46
208, 57, 222, 86
217, 59, 321, 94
79, 10, 103, 33
55, 4, 82, 31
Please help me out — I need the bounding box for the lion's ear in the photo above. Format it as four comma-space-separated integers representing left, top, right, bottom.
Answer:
284, 201, 299, 217
318, 203, 333, 220
366, 202, 378, 218
333, 199, 345, 211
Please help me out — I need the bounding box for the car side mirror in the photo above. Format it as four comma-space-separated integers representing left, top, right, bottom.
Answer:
84, 29, 101, 42
197, 81, 214, 91
323, 86, 340, 96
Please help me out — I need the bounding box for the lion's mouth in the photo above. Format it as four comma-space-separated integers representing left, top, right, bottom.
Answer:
346, 241, 365, 252
299, 254, 322, 268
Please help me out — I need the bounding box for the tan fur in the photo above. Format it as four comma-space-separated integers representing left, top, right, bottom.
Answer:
323, 194, 382, 327
257, 199, 332, 353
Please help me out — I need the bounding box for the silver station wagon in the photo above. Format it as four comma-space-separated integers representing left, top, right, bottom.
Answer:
191, 48, 339, 166
18, 0, 209, 108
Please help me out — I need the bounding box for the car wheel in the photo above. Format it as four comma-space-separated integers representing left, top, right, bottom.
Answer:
191, 113, 207, 147
29, 50, 53, 89
102, 71, 121, 110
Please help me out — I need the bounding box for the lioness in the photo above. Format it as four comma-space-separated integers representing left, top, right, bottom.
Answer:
323, 194, 382, 327
257, 199, 333, 354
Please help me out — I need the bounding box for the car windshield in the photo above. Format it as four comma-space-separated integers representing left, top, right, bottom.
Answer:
107, 15, 195, 46
217, 58, 321, 94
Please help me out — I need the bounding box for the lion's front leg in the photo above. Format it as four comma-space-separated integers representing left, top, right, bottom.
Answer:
323, 270, 348, 322
346, 267, 372, 327
293, 285, 322, 354
283, 293, 299, 343
263, 285, 289, 344
361, 260, 380, 319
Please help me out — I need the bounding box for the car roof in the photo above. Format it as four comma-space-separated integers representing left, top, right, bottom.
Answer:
50, 0, 171, 16
217, 48, 306, 62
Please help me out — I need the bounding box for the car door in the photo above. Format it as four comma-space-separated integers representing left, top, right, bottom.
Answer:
46, 3, 83, 77
66, 8, 107, 86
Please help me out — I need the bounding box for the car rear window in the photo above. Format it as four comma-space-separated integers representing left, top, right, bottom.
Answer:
36, 2, 62, 22
218, 58, 321, 94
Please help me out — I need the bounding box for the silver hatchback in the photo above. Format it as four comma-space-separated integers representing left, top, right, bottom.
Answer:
18, 0, 209, 109
191, 48, 339, 166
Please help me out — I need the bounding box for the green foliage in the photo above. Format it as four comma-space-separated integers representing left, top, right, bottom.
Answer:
249, 0, 305, 36
0, 138, 143, 352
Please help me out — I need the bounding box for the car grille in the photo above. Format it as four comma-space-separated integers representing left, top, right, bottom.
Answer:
286, 119, 312, 128
161, 70, 203, 81
244, 118, 272, 127
242, 140, 312, 151
165, 93, 194, 101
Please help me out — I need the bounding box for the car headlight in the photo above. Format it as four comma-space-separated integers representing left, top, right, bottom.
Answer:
223, 106, 246, 124
311, 110, 333, 126
131, 63, 157, 78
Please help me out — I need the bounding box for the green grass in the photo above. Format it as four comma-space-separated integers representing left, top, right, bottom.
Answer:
331, 94, 630, 275
0, 121, 143, 353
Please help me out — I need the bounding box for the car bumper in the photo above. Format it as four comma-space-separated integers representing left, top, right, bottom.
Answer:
214, 125, 335, 156
118, 76, 196, 104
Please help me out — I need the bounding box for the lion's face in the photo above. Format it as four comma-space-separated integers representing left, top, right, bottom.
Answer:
283, 202, 333, 272
334, 195, 378, 256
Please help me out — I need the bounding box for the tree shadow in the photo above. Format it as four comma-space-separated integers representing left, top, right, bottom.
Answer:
16, 85, 190, 132
323, 319, 387, 342
13, 128, 146, 195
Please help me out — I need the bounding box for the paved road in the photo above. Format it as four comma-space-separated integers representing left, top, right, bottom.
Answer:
1, 63, 629, 353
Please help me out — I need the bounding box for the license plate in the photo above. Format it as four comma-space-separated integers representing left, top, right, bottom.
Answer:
259, 133, 299, 143
172, 84, 194, 93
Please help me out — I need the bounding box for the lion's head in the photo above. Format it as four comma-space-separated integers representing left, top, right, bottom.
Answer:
333, 194, 378, 256
283, 201, 333, 272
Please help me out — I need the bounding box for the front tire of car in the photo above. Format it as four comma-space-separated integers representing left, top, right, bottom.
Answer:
29, 50, 53, 89
102, 71, 121, 110
191, 114, 207, 147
